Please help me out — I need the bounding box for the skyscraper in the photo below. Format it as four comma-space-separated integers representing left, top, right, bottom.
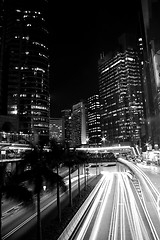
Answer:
140, 0, 160, 146
0, 0, 50, 138
49, 118, 63, 143
61, 109, 72, 145
87, 94, 102, 146
71, 101, 87, 147
98, 34, 146, 146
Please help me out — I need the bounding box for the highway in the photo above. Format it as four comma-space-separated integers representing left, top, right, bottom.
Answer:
3, 161, 160, 240
71, 172, 158, 240
1, 168, 91, 240
62, 162, 160, 240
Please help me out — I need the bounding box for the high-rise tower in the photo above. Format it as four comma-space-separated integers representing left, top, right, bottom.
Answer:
71, 101, 87, 147
0, 0, 50, 138
61, 109, 72, 146
98, 34, 146, 146
87, 94, 102, 146
140, 0, 160, 146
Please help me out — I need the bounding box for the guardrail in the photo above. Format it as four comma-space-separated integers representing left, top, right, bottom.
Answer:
118, 157, 160, 238
0, 158, 21, 163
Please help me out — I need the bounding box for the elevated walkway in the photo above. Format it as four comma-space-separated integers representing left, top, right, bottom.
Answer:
76, 145, 136, 156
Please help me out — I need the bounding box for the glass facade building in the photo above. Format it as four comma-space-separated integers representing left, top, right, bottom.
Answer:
61, 109, 72, 146
87, 94, 102, 145
0, 0, 50, 137
49, 118, 63, 143
98, 38, 146, 146
71, 101, 87, 147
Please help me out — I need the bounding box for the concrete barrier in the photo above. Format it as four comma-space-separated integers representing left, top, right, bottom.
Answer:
57, 176, 104, 240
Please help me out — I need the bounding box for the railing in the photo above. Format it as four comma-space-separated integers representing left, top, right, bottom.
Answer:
0, 158, 21, 163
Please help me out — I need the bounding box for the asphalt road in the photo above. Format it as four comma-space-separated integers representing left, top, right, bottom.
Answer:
72, 169, 159, 240
2, 167, 92, 240
3, 161, 160, 240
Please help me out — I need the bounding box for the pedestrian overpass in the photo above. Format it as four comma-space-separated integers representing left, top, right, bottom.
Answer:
76, 145, 138, 157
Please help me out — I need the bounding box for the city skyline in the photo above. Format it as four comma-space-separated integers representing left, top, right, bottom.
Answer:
49, 0, 141, 117
0, 0, 148, 145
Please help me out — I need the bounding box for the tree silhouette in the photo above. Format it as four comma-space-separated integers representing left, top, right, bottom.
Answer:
15, 141, 67, 240
63, 144, 75, 207
0, 163, 33, 240
47, 139, 67, 223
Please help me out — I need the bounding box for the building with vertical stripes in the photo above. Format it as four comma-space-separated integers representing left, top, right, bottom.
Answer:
61, 109, 72, 146
71, 101, 87, 147
98, 34, 146, 146
87, 94, 102, 146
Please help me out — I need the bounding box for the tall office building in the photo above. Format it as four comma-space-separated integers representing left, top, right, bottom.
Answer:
140, 0, 160, 146
49, 118, 63, 143
98, 34, 146, 146
71, 101, 87, 147
87, 94, 102, 146
61, 109, 72, 146
0, 0, 50, 138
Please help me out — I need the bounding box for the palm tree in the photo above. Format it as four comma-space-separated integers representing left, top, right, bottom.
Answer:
76, 150, 89, 191
47, 139, 67, 223
15, 140, 67, 240
63, 144, 75, 207
64, 147, 89, 202
0, 162, 33, 240
73, 150, 81, 197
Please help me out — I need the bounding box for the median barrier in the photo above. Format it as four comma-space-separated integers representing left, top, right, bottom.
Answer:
57, 175, 104, 240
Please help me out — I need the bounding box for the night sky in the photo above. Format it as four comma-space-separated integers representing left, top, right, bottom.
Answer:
49, 0, 141, 117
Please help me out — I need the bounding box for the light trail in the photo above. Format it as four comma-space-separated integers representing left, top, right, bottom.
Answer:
5, 161, 160, 240
122, 173, 149, 239
88, 174, 114, 240
108, 174, 119, 240
119, 158, 160, 236
75, 174, 113, 240
73, 171, 160, 240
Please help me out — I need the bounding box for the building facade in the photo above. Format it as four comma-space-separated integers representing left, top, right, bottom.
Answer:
140, 0, 160, 146
98, 34, 146, 146
71, 101, 87, 147
61, 109, 72, 146
87, 94, 102, 146
49, 118, 63, 143
0, 0, 50, 138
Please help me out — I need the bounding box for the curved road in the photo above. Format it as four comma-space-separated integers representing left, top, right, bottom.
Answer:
72, 170, 160, 240
3, 161, 160, 240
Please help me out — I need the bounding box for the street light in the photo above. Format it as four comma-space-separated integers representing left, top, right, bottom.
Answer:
101, 137, 106, 146
86, 136, 97, 147
86, 136, 90, 147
